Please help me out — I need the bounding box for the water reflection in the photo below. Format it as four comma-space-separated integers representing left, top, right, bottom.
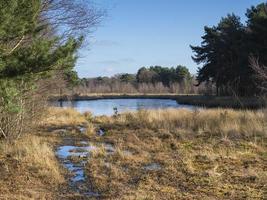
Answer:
54, 98, 195, 116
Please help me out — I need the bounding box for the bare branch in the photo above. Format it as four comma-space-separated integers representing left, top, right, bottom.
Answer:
249, 56, 267, 92
40, 0, 105, 40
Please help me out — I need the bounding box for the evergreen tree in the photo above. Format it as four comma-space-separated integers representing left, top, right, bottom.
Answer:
0, 0, 103, 139
191, 8, 266, 96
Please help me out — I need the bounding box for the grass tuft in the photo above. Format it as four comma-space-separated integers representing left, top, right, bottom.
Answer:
86, 108, 266, 199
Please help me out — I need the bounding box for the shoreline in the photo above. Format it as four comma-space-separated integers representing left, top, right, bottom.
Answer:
49, 94, 265, 109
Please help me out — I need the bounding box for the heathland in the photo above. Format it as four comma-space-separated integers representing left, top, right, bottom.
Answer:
1, 107, 266, 199
1, 1, 267, 199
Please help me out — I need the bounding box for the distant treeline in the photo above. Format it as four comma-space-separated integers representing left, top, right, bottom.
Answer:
75, 2, 267, 97
191, 2, 267, 96
75, 66, 209, 94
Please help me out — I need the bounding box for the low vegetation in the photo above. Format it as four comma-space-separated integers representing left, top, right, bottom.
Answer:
0, 1, 267, 199
0, 135, 64, 199
84, 108, 266, 199
0, 108, 93, 199
0, 106, 266, 199
42, 107, 88, 127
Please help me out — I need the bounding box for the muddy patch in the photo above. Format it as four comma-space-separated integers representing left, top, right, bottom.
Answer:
56, 143, 100, 197
56, 141, 132, 196
56, 140, 134, 197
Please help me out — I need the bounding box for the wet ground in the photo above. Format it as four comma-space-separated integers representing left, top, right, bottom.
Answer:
56, 140, 101, 198
55, 126, 119, 198
54, 126, 162, 198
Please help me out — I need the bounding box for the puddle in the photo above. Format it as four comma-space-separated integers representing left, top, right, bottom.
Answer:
97, 129, 105, 136
64, 162, 85, 182
57, 145, 96, 159
144, 163, 162, 171
56, 143, 98, 196
78, 126, 87, 133
56, 141, 133, 197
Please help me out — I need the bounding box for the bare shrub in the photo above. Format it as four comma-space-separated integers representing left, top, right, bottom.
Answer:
250, 56, 267, 93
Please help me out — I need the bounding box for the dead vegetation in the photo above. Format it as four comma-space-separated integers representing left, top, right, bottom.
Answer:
85, 108, 267, 199
42, 107, 88, 127
0, 107, 266, 199
0, 108, 91, 199
0, 135, 64, 199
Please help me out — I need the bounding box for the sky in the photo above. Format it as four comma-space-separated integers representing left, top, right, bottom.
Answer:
76, 0, 264, 78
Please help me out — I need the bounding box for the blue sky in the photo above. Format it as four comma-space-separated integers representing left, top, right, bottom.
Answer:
76, 0, 264, 78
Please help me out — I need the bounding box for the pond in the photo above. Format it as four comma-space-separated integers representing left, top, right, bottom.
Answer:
53, 98, 196, 116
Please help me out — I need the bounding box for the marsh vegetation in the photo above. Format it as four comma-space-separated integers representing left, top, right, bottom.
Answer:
0, 1, 267, 199
84, 108, 266, 199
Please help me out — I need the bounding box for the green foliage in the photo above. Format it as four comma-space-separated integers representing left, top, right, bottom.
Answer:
0, 0, 83, 96
136, 65, 192, 86
118, 73, 136, 83
0, 79, 22, 113
0, 0, 82, 112
0, 0, 41, 44
175, 65, 192, 82
191, 2, 267, 96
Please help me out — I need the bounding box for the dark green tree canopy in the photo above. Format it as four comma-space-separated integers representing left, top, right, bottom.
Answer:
191, 3, 267, 96
136, 65, 192, 86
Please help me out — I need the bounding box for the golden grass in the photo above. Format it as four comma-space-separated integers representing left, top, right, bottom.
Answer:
87, 108, 267, 199
85, 122, 96, 137
1, 107, 265, 199
97, 108, 265, 138
1, 136, 63, 182
0, 135, 64, 199
41, 107, 88, 127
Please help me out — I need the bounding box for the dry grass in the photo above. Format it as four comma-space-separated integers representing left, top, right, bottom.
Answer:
96, 108, 265, 138
86, 108, 267, 199
41, 107, 88, 127
0, 107, 95, 199
0, 135, 64, 199
1, 136, 63, 182
0, 107, 265, 199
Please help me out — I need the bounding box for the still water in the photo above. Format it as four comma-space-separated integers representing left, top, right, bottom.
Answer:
54, 98, 195, 116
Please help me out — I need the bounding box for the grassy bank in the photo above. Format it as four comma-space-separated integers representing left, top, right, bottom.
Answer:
50, 93, 265, 109
85, 108, 266, 199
